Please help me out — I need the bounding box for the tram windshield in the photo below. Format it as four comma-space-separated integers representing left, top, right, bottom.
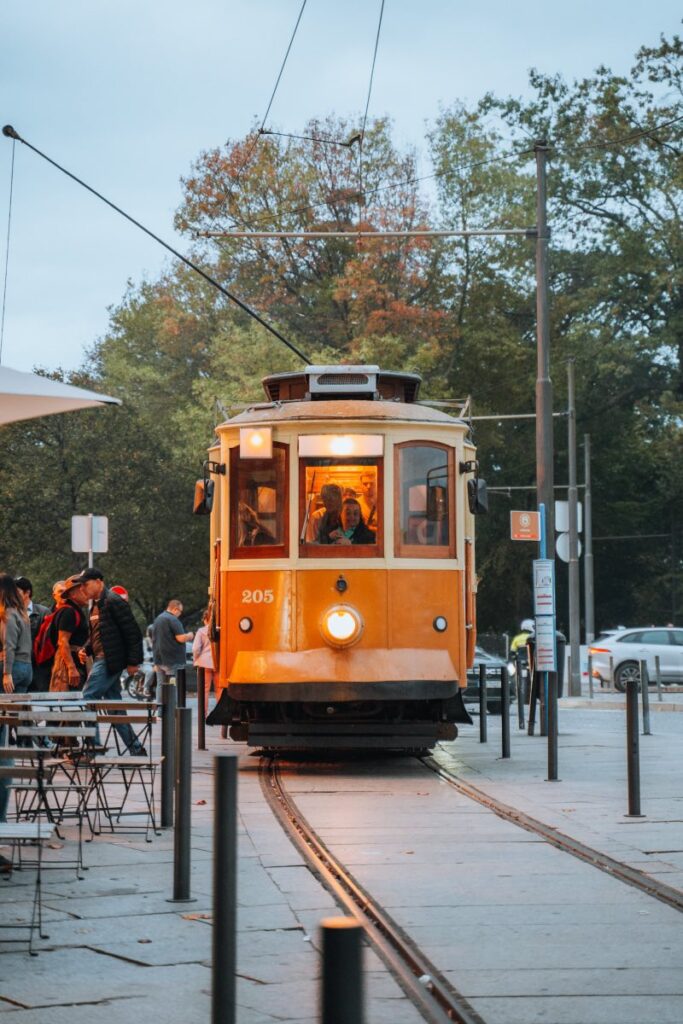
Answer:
230, 444, 287, 554
396, 443, 455, 557
301, 461, 379, 548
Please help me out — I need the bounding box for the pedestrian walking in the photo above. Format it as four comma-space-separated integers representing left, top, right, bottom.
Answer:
148, 599, 194, 697
15, 576, 50, 691
0, 573, 33, 697
77, 568, 146, 755
192, 608, 215, 715
49, 575, 89, 692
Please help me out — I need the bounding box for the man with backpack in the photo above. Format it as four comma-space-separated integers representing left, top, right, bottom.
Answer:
76, 568, 145, 755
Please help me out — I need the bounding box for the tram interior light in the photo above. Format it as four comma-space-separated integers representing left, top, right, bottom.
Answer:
240, 427, 273, 459
299, 434, 383, 457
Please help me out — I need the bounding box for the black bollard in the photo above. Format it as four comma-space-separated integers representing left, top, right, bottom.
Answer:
212, 754, 237, 1024
639, 660, 651, 736
500, 666, 510, 759
176, 666, 187, 709
478, 663, 487, 743
547, 671, 558, 781
197, 667, 206, 751
171, 707, 194, 902
320, 917, 364, 1024
626, 677, 643, 817
160, 681, 177, 828
515, 658, 525, 729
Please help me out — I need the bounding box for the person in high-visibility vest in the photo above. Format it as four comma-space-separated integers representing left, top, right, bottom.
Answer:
510, 618, 534, 654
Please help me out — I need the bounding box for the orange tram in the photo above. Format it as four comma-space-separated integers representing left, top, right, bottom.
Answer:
195, 365, 488, 750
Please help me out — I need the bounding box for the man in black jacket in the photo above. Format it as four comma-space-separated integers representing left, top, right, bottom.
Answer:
77, 568, 145, 755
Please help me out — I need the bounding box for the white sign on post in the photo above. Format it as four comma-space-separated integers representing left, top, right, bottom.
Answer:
71, 515, 109, 554
555, 500, 582, 534
533, 558, 557, 671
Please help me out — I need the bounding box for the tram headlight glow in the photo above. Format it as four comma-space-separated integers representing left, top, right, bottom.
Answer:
320, 605, 363, 649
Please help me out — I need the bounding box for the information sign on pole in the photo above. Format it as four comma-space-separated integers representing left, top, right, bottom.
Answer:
510, 510, 540, 541
71, 515, 109, 559
533, 558, 557, 671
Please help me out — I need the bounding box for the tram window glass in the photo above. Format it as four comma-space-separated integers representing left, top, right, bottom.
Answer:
230, 443, 288, 557
300, 459, 381, 554
395, 442, 455, 558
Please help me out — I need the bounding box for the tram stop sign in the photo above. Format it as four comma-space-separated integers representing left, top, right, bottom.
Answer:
510, 510, 540, 542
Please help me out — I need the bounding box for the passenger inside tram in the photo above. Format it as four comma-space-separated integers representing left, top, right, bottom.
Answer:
328, 498, 376, 545
237, 501, 277, 546
303, 465, 379, 546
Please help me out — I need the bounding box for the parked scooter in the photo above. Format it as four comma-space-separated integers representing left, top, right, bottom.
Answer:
121, 661, 155, 701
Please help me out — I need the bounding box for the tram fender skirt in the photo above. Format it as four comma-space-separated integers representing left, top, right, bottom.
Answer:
206, 690, 239, 726
445, 688, 473, 724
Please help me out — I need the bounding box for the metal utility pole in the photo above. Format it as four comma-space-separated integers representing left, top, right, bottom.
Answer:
535, 141, 554, 543
584, 434, 595, 643
567, 360, 581, 695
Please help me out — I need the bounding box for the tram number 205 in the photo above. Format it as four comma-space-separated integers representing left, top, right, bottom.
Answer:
241, 589, 274, 605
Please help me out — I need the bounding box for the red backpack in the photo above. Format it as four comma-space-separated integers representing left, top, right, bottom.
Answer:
34, 608, 81, 664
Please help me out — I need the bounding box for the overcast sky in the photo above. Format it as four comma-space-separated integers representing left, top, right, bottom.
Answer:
1, 1, 680, 374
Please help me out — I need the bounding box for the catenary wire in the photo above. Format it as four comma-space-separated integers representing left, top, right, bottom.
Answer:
0, 138, 16, 363
1, 126, 310, 364
211, 110, 681, 233
228, 0, 309, 194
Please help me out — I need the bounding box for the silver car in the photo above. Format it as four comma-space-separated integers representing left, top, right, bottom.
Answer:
589, 627, 683, 691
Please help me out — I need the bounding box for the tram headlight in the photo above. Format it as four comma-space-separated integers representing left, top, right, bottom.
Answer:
239, 617, 253, 633
320, 605, 363, 649
433, 616, 448, 632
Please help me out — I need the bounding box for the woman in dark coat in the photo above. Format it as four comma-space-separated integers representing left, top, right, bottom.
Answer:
330, 499, 376, 545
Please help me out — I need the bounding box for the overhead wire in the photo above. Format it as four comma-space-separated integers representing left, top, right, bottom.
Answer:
227, 0, 309, 194
210, 109, 681, 235
0, 137, 16, 364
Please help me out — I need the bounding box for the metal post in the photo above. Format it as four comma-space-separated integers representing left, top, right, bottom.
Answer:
321, 917, 364, 1024
478, 664, 487, 743
639, 660, 651, 736
655, 655, 663, 702
609, 655, 614, 692
515, 656, 525, 729
587, 653, 594, 699
176, 666, 187, 709
547, 672, 558, 780
171, 706, 194, 902
535, 141, 555, 545
212, 754, 237, 1024
583, 434, 595, 643
625, 678, 642, 816
197, 667, 206, 750
160, 681, 177, 828
567, 360, 581, 695
500, 666, 511, 758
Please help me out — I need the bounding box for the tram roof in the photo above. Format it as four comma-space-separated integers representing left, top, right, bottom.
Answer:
217, 398, 468, 430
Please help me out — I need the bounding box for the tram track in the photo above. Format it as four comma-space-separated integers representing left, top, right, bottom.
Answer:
423, 751, 683, 915
259, 755, 486, 1024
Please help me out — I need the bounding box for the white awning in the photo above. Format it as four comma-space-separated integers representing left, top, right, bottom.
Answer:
0, 365, 121, 425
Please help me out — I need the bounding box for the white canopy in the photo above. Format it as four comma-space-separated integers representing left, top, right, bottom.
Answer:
0, 364, 121, 425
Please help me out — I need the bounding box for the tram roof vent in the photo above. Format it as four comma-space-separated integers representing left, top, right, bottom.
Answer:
261, 366, 422, 403
307, 365, 378, 398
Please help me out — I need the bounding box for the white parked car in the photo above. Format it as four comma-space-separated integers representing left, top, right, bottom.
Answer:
589, 627, 683, 691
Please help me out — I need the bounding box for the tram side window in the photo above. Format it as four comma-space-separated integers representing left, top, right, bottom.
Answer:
230, 444, 288, 555
396, 443, 454, 557
301, 461, 379, 548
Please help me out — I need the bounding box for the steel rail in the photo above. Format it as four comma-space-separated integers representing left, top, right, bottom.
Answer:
259, 756, 486, 1024
423, 754, 683, 915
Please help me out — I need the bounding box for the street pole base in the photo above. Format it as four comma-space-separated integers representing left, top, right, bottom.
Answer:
625, 813, 645, 819
167, 896, 197, 904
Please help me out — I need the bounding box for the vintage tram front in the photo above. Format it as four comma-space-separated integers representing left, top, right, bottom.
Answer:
199, 365, 486, 749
